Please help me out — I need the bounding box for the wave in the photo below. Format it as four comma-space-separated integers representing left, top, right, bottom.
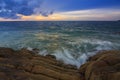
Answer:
0, 31, 120, 68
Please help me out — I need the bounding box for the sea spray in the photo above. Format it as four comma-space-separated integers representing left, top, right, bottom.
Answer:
0, 21, 120, 68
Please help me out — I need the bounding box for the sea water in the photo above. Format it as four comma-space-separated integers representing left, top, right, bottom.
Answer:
0, 21, 120, 68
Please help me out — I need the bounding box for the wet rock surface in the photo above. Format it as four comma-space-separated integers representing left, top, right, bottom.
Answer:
0, 47, 120, 80
79, 50, 120, 80
0, 47, 80, 80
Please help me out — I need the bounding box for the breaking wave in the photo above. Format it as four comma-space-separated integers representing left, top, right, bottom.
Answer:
0, 21, 120, 68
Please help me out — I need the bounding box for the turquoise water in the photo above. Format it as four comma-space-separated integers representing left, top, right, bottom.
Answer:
0, 21, 120, 68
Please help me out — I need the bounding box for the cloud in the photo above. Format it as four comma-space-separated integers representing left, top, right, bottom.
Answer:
56, 8, 120, 21
0, 0, 120, 20
0, 0, 54, 19
19, 8, 120, 21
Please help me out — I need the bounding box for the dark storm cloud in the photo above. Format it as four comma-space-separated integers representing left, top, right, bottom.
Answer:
0, 0, 53, 19
40, 10, 54, 17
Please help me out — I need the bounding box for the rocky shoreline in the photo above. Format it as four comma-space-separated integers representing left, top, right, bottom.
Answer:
0, 47, 120, 80
79, 50, 120, 80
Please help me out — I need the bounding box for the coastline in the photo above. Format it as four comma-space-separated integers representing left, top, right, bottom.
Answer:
0, 47, 120, 80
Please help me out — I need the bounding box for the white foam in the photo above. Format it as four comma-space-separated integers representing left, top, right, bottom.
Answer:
51, 48, 90, 68
53, 49, 77, 65
77, 53, 88, 68
39, 50, 48, 56
27, 47, 33, 51
0, 31, 119, 69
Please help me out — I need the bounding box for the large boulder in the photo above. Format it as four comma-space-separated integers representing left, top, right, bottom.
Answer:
79, 50, 120, 80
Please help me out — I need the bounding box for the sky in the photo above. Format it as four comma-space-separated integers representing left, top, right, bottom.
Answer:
0, 0, 120, 21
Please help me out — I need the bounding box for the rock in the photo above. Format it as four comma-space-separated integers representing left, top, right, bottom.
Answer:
0, 47, 14, 58
79, 50, 120, 80
0, 47, 120, 80
46, 54, 56, 59
0, 47, 80, 80
79, 62, 91, 79
18, 48, 33, 56
108, 72, 120, 80
32, 48, 40, 54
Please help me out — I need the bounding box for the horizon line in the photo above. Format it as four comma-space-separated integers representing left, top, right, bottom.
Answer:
0, 20, 119, 22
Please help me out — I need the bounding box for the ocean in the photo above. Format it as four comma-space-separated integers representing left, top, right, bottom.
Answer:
0, 21, 120, 68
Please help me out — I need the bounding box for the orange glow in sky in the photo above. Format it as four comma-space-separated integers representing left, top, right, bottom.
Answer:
0, 9, 120, 21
